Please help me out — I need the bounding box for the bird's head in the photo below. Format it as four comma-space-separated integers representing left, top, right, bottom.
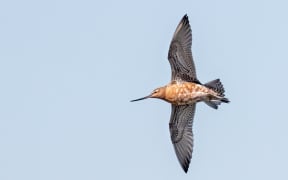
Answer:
130, 87, 166, 102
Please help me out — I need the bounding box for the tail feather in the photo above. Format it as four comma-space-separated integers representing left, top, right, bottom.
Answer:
204, 79, 230, 109
204, 79, 225, 97
205, 101, 220, 109
220, 97, 230, 103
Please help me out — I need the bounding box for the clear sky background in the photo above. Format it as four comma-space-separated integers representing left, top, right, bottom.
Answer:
1, 0, 288, 179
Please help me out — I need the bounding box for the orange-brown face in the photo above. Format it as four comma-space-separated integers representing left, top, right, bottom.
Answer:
150, 87, 165, 99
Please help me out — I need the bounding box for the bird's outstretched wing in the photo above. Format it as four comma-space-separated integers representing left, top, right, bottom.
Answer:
168, 14, 199, 83
169, 104, 196, 173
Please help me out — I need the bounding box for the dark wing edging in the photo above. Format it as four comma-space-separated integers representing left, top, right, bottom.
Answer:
168, 14, 198, 83
169, 104, 196, 173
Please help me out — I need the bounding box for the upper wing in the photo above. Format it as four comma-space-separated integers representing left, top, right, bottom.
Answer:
169, 104, 196, 173
168, 14, 198, 83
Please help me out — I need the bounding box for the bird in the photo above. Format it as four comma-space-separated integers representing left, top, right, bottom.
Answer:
130, 14, 229, 173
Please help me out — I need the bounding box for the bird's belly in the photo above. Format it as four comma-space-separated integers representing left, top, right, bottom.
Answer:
173, 92, 207, 105
164, 82, 213, 105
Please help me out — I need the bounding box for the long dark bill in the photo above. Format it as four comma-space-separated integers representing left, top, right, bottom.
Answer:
130, 95, 150, 102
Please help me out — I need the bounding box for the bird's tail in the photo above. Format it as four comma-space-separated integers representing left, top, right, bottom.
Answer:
204, 79, 230, 109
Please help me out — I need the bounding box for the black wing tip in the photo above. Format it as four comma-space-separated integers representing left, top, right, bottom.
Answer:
181, 158, 191, 173
182, 164, 189, 173
181, 14, 189, 24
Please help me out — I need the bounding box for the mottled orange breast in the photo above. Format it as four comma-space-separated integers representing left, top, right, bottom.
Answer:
164, 81, 216, 105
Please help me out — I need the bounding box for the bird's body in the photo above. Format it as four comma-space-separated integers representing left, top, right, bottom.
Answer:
154, 80, 222, 105
131, 14, 229, 173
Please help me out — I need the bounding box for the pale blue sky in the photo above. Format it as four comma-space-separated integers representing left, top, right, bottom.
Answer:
1, 0, 288, 179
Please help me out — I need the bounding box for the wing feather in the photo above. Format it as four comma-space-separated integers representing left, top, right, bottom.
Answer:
168, 14, 198, 82
169, 104, 196, 173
